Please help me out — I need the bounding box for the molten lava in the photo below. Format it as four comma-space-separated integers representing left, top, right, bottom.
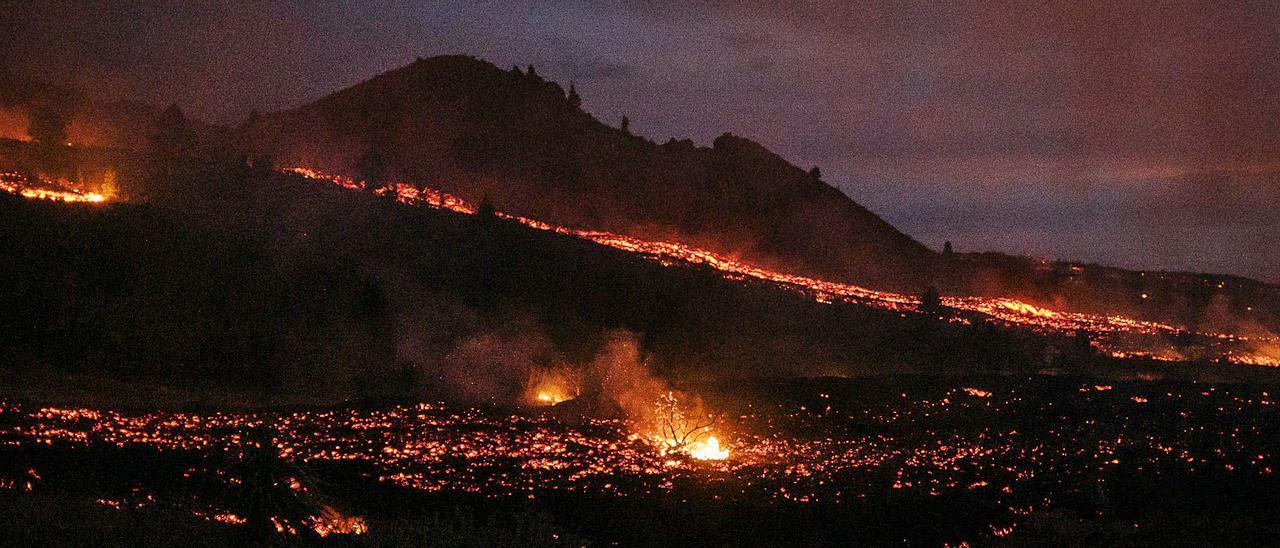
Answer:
284, 166, 1278, 367
0, 171, 112, 203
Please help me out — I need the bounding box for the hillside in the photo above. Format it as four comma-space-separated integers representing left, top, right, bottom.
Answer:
3, 56, 1275, 336
237, 56, 1278, 334
239, 55, 935, 292
0, 151, 1129, 405
7, 144, 1280, 405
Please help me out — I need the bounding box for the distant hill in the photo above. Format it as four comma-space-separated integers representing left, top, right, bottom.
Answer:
237, 55, 1278, 334
239, 55, 935, 291
4, 56, 1273, 335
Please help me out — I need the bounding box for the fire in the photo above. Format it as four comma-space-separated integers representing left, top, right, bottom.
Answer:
210, 512, 247, 525
652, 391, 730, 461
283, 166, 1280, 367
6, 387, 1278, 513
0, 171, 114, 203
687, 434, 730, 461
1230, 354, 1280, 367
1228, 342, 1280, 367
658, 430, 731, 461
311, 507, 368, 537
527, 369, 580, 406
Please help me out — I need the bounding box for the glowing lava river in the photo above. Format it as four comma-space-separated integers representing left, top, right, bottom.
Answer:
3, 165, 1274, 367
284, 167, 1279, 368
0, 170, 111, 203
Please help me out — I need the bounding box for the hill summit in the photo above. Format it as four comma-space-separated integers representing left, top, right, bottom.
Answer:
240, 55, 934, 289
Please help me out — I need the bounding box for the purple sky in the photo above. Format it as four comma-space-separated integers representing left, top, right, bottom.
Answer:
3, 1, 1277, 281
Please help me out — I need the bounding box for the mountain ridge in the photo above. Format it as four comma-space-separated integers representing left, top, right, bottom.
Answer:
240, 55, 936, 291
1, 56, 1274, 334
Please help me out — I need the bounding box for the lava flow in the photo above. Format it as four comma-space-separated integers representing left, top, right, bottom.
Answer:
0, 171, 112, 203
283, 167, 1279, 367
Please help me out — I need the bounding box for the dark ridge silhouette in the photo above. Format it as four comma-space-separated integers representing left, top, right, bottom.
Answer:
234, 56, 1279, 336
238, 55, 935, 291
2, 57, 1275, 334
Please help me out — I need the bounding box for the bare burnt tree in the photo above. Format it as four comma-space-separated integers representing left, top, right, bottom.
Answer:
226, 427, 326, 541
654, 391, 717, 452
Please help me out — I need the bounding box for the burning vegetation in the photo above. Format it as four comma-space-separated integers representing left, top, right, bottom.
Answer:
652, 391, 730, 461
527, 367, 580, 406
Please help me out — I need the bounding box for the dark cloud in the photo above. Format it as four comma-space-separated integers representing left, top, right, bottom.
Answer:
2, 0, 1276, 280
1125, 169, 1280, 229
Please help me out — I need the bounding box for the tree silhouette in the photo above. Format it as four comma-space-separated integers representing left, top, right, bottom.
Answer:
356, 148, 389, 191
919, 286, 943, 314
620, 116, 630, 134
654, 392, 717, 455
151, 104, 194, 156
567, 84, 581, 108
477, 195, 497, 219
225, 427, 326, 541
943, 241, 954, 256
809, 166, 822, 180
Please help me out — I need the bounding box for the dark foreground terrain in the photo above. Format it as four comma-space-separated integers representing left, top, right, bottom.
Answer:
3, 375, 1279, 546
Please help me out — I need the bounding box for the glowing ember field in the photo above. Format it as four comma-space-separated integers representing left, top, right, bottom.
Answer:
3, 380, 1278, 542
285, 168, 1279, 368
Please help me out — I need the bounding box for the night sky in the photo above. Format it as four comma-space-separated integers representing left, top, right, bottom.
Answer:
3, 1, 1277, 281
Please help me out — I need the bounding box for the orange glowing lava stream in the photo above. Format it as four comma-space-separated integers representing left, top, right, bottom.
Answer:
285, 167, 1278, 367
0, 171, 109, 203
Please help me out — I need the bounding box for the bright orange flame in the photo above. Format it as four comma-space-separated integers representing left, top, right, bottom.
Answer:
651, 391, 730, 461
527, 368, 580, 406
994, 299, 1056, 318
0, 171, 113, 203
656, 429, 731, 461
687, 435, 730, 461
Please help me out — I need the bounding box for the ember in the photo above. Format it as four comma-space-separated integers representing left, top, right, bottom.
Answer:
3, 379, 1277, 542
311, 507, 367, 537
